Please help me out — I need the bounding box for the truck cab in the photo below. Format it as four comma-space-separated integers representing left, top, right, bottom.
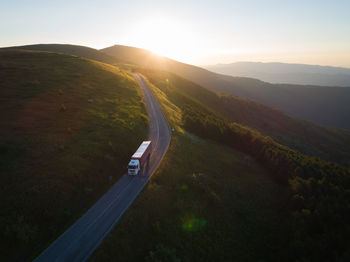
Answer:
128, 159, 140, 175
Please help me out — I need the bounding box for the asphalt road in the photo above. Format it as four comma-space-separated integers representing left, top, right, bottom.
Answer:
34, 73, 170, 262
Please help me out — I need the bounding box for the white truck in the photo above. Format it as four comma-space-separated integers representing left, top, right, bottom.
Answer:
128, 141, 152, 175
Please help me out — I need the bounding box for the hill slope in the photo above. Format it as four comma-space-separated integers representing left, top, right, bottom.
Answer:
138, 69, 350, 167
101, 45, 350, 130
0, 50, 148, 261
141, 71, 350, 261
92, 70, 350, 262
1, 44, 120, 65
205, 61, 350, 87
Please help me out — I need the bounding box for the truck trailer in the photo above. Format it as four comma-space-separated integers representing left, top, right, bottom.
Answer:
128, 141, 152, 175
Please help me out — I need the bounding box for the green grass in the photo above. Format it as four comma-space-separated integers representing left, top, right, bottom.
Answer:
91, 76, 288, 262
0, 50, 148, 260
91, 134, 289, 262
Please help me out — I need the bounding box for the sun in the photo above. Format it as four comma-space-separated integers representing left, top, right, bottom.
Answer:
127, 17, 200, 62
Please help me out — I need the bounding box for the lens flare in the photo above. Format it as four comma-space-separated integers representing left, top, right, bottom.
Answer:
182, 217, 207, 232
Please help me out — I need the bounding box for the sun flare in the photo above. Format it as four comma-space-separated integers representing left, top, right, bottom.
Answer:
128, 17, 200, 62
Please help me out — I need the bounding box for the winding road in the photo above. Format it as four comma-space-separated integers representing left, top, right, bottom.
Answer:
34, 73, 170, 262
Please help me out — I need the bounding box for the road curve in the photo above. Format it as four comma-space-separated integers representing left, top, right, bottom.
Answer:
34, 73, 170, 262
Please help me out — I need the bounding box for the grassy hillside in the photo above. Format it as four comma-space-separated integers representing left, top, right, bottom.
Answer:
102, 45, 350, 130
0, 50, 148, 261
91, 82, 288, 262
139, 72, 350, 261
1, 44, 120, 65
178, 94, 350, 261
138, 69, 350, 167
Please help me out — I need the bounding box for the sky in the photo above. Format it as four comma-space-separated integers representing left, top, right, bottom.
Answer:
1, 0, 350, 67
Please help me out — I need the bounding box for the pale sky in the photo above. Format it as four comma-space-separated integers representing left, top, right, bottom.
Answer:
1, 0, 350, 67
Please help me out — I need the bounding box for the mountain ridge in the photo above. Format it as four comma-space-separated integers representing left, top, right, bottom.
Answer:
205, 61, 350, 86
1, 43, 121, 65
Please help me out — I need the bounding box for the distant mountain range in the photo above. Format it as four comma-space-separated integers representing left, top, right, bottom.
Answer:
205, 62, 350, 87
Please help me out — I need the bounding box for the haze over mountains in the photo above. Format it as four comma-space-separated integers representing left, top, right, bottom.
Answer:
205, 62, 350, 87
